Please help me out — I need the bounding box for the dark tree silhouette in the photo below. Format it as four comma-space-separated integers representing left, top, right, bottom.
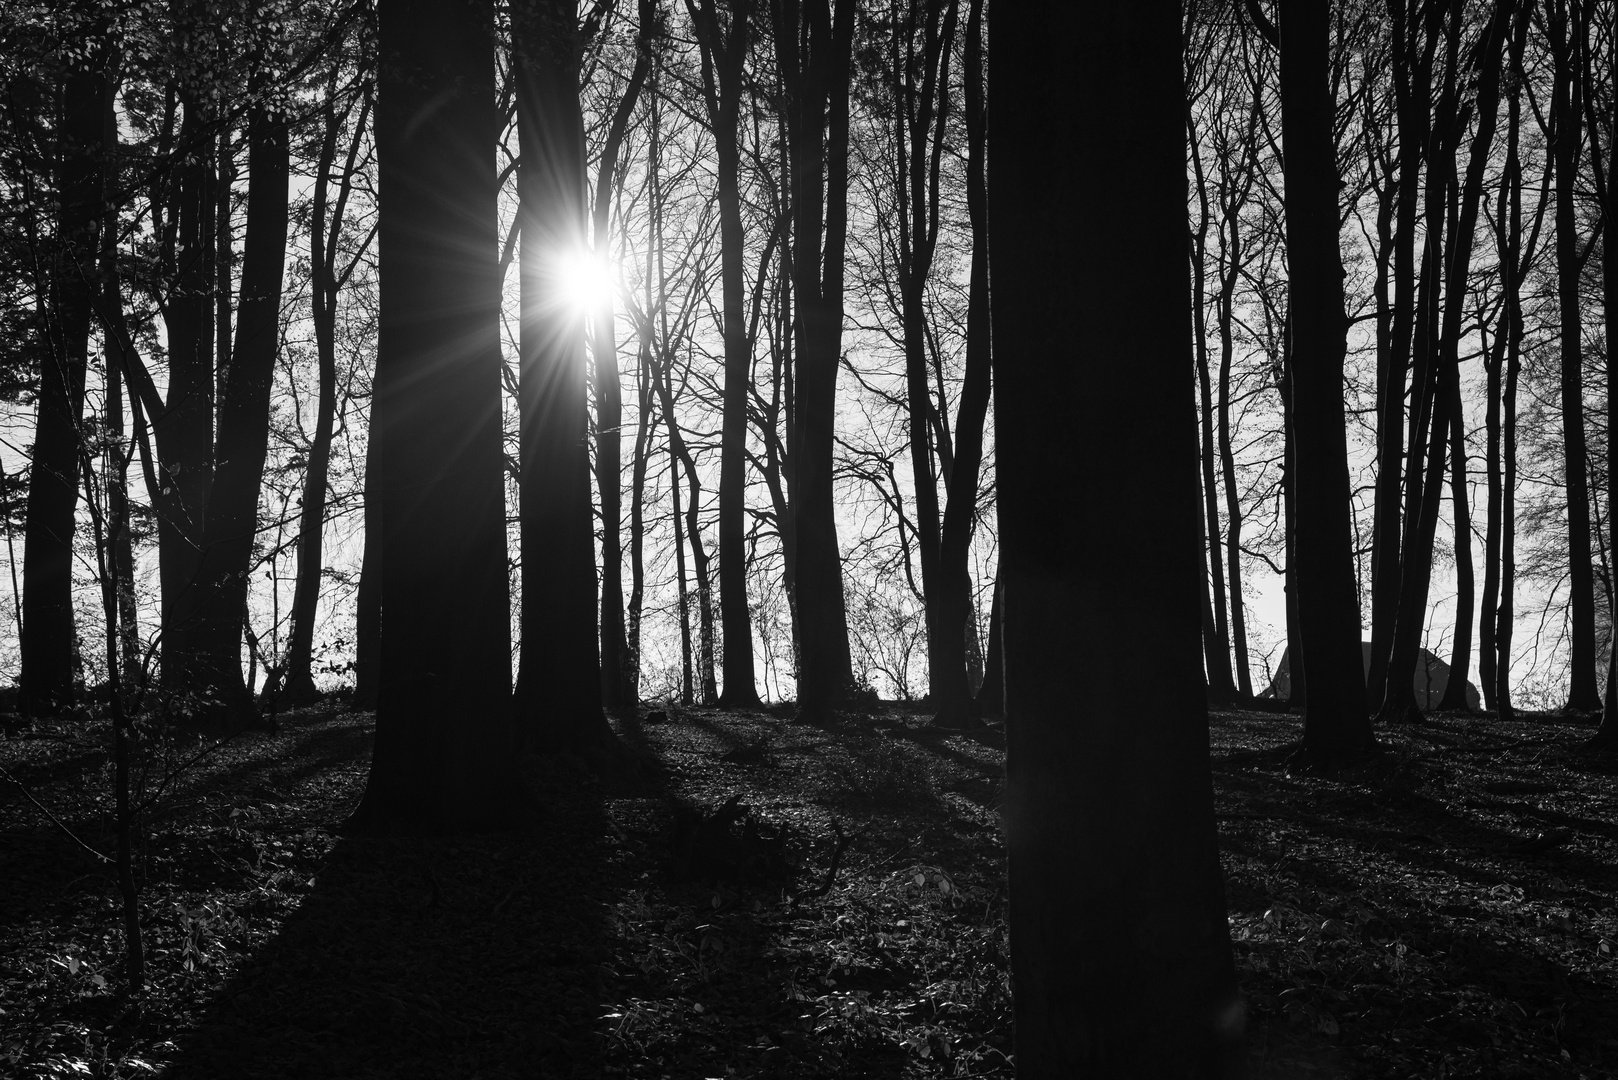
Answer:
347, 0, 516, 833
18, 25, 103, 715
1279, 0, 1370, 763
1545, 0, 1602, 713
512, 0, 617, 759
689, 0, 764, 709
590, 0, 655, 710
770, 0, 856, 721
179, 56, 291, 714
928, 0, 990, 729
993, 5, 1243, 1073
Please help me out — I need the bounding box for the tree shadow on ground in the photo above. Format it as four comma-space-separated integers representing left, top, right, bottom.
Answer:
156, 774, 625, 1079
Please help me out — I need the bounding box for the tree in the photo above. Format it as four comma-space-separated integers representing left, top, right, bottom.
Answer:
1545, 0, 1602, 713
770, 0, 856, 721
18, 8, 104, 715
280, 66, 373, 705
1279, 0, 1371, 764
590, 0, 655, 710
993, 5, 1243, 1073
511, 0, 618, 760
347, 0, 516, 833
688, 0, 764, 708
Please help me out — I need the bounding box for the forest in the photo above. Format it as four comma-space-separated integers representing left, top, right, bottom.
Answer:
4, 0, 1618, 1076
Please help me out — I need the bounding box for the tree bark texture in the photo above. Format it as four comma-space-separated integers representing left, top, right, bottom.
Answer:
992, 6, 1244, 1074
1280, 0, 1371, 763
348, 0, 516, 833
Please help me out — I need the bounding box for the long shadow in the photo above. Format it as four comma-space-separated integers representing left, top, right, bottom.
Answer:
157, 772, 625, 1079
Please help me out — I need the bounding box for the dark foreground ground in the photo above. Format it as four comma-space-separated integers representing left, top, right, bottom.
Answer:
2, 702, 1617, 1078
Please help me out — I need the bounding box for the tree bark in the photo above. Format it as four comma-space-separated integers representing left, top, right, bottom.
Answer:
592, 0, 653, 710
1438, 372, 1475, 710
1280, 0, 1371, 765
929, 0, 988, 729
511, 0, 614, 757
347, 0, 517, 834
1547, 0, 1602, 712
689, 0, 763, 708
993, 6, 1243, 1072
183, 73, 289, 715
771, 0, 856, 722
20, 29, 103, 714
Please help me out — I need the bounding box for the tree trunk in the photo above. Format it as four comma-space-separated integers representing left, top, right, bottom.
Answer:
689, 0, 763, 708
1189, 108, 1237, 707
592, 0, 653, 711
1383, 0, 1512, 723
184, 80, 289, 715
157, 31, 217, 683
1438, 373, 1474, 710
1280, 0, 1371, 765
20, 35, 103, 714
993, 4, 1242, 1071
347, 0, 517, 834
350, 420, 381, 711
511, 0, 614, 757
772, 0, 856, 722
929, 0, 987, 729
1548, 0, 1602, 712
1366, 0, 1438, 711
1480, 311, 1505, 711
282, 81, 369, 705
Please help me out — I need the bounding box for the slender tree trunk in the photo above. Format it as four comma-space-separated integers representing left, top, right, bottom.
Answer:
1480, 313, 1505, 710
1280, 0, 1370, 764
1216, 205, 1251, 698
1548, 0, 1602, 712
930, 0, 987, 728
1367, 0, 1436, 710
20, 34, 103, 714
689, 0, 763, 708
592, 0, 653, 710
512, 0, 614, 757
1438, 373, 1475, 710
350, 422, 381, 710
283, 82, 369, 704
670, 438, 694, 707
1189, 110, 1237, 706
347, 0, 517, 834
993, 4, 1242, 1070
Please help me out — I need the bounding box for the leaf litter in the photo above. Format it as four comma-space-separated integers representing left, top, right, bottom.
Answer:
1, 702, 1616, 1077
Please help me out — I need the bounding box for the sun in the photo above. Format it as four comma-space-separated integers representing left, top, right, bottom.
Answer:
553, 248, 617, 315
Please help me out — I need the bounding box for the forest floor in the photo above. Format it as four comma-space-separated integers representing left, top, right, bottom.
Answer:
2, 701, 1617, 1078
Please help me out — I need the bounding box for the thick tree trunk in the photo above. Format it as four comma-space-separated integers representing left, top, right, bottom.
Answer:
20, 38, 103, 714
1280, 0, 1371, 765
772, 0, 856, 722
157, 48, 217, 684
511, 0, 614, 757
993, 5, 1242, 1071
347, 0, 517, 834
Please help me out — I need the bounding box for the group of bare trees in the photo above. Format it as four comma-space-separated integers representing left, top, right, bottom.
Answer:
1179, 0, 1618, 756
